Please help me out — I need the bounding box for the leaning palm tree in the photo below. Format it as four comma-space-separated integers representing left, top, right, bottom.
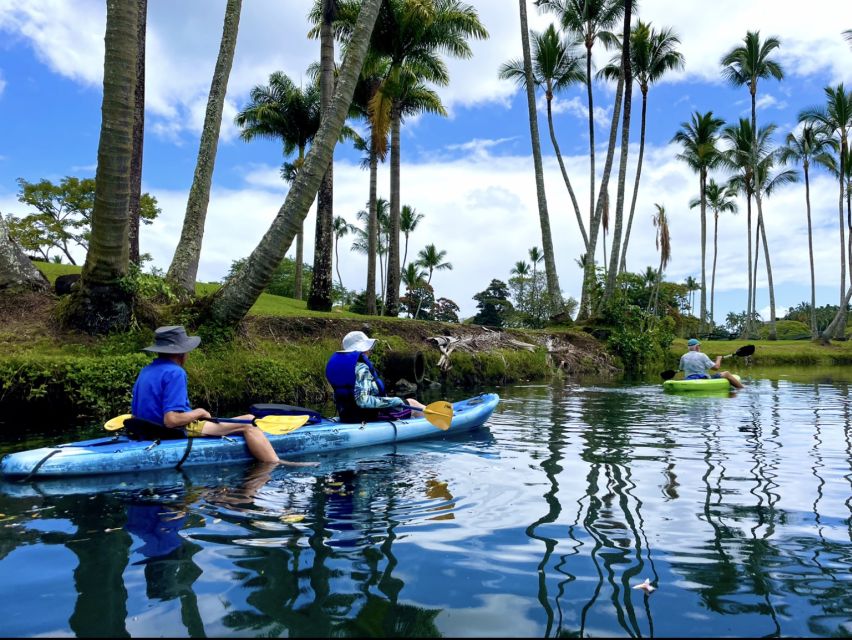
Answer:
511, 260, 531, 313
690, 179, 737, 327
415, 243, 453, 319
499, 23, 587, 248
401, 262, 428, 318
648, 203, 671, 315
206, 0, 382, 328
65, 0, 138, 332
843, 29, 852, 48
799, 85, 852, 340
400, 204, 424, 270
599, 21, 684, 274
167, 0, 242, 295
672, 111, 725, 335
779, 125, 837, 337
233, 71, 320, 300
332, 215, 357, 290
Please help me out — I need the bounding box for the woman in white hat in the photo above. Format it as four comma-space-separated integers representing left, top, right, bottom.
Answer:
325, 330, 425, 423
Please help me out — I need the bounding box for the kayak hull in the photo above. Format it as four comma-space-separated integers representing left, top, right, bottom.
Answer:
662, 375, 739, 392
0, 393, 499, 479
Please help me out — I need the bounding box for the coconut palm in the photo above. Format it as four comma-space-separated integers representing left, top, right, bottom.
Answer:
355, 197, 390, 309
690, 179, 737, 327
167, 0, 242, 295
799, 85, 852, 340
65, 0, 138, 332
683, 275, 698, 315
400, 204, 424, 270
648, 203, 671, 314
207, 0, 383, 328
507, 0, 563, 316
415, 243, 452, 319
843, 29, 852, 48
672, 111, 725, 334
779, 125, 837, 337
511, 260, 531, 312
233, 71, 320, 301
332, 215, 357, 290
128, 0, 147, 266
499, 23, 587, 246
401, 262, 428, 318
599, 21, 684, 274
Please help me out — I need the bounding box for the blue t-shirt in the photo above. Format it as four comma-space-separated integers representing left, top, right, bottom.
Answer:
131, 358, 192, 424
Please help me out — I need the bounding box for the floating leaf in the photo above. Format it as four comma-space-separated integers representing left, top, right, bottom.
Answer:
279, 514, 305, 524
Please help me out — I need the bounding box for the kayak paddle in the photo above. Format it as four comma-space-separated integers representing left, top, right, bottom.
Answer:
104, 414, 311, 436
421, 401, 454, 431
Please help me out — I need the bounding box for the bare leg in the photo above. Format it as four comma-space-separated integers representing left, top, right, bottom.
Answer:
201, 416, 318, 466
720, 371, 744, 389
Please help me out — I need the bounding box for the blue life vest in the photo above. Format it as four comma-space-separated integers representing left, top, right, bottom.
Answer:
325, 351, 386, 422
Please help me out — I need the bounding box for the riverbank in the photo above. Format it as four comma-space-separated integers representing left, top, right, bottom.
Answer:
0, 289, 618, 423
665, 338, 852, 367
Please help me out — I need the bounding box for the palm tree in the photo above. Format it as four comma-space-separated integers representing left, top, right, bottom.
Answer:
355, 197, 390, 308
672, 111, 725, 335
65, 0, 138, 332
512, 0, 563, 316
401, 262, 428, 318
843, 29, 852, 48
206, 0, 383, 328
233, 71, 320, 300
683, 275, 698, 315
128, 0, 147, 266
648, 203, 671, 314
167, 0, 242, 295
400, 204, 424, 270
511, 260, 531, 312
332, 215, 356, 291
415, 243, 452, 319
499, 23, 587, 248
599, 21, 684, 274
690, 179, 737, 327
779, 125, 837, 337
800, 85, 852, 340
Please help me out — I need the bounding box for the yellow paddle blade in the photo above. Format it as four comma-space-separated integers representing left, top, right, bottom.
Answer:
423, 401, 453, 431
105, 414, 133, 431
254, 414, 311, 435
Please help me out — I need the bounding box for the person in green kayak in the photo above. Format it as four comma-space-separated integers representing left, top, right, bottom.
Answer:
325, 330, 426, 423
132, 325, 316, 466
678, 338, 744, 388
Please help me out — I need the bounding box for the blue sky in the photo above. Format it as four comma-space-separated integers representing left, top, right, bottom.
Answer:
0, 0, 851, 321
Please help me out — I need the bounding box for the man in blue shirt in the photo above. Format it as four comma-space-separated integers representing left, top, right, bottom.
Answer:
132, 325, 313, 465
678, 338, 744, 388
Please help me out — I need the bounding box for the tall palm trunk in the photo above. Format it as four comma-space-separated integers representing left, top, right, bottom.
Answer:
167, 0, 242, 295
334, 234, 343, 290
804, 160, 817, 337
294, 145, 305, 300
366, 147, 378, 315
835, 179, 847, 338
207, 0, 382, 328
518, 0, 561, 313
414, 269, 433, 320
308, 0, 336, 311
699, 169, 707, 334
755, 192, 777, 339
603, 0, 633, 303
127, 0, 146, 266
741, 193, 754, 338
711, 211, 718, 326
66, 0, 137, 333
619, 87, 648, 274
583, 75, 624, 319
384, 105, 402, 316
546, 87, 586, 249
751, 211, 760, 324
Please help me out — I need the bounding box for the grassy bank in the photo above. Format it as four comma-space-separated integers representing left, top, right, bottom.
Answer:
0, 262, 613, 423
665, 338, 852, 367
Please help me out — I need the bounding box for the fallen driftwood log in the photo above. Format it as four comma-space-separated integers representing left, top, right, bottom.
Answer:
426, 332, 538, 372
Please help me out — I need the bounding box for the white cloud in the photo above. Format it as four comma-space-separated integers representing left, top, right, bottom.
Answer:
0, 67, 6, 98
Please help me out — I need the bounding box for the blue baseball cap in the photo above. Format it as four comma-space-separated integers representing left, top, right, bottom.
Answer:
687, 338, 700, 347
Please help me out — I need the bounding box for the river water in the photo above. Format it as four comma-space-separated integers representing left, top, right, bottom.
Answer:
1, 371, 852, 637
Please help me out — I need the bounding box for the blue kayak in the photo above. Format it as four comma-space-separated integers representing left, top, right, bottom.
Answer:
1, 393, 500, 479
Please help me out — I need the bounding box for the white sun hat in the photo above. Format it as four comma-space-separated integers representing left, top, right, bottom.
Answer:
341, 330, 376, 352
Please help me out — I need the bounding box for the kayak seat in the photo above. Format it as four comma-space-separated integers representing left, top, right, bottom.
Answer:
124, 417, 187, 441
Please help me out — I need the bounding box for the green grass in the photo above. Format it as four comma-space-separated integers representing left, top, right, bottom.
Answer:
194, 282, 366, 318
667, 337, 852, 366
34, 261, 82, 284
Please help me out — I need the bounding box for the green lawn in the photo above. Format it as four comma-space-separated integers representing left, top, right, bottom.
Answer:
668, 337, 852, 366
34, 261, 83, 284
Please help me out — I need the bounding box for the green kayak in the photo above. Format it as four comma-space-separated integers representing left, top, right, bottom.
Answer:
663, 374, 740, 392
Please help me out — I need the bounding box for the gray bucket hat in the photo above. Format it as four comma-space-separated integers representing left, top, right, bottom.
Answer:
143, 325, 201, 354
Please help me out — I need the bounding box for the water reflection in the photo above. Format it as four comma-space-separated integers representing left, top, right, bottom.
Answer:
3, 377, 852, 636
